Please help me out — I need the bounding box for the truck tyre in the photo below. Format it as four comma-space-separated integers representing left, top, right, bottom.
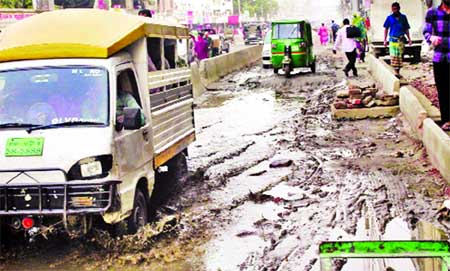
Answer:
127, 188, 149, 234
169, 151, 188, 185
150, 152, 188, 210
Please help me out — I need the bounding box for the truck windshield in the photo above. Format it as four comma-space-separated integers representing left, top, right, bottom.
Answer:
0, 67, 108, 127
273, 23, 303, 39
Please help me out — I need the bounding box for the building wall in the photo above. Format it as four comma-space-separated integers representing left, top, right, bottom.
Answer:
174, 0, 233, 24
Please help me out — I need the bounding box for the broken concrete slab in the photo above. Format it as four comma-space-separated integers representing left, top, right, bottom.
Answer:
331, 104, 400, 120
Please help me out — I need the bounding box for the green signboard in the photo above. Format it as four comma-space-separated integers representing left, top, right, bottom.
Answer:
5, 137, 45, 157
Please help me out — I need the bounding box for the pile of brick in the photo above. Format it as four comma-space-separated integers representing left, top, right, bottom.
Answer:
333, 82, 399, 110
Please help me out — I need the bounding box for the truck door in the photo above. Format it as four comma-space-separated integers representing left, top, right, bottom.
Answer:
113, 65, 153, 178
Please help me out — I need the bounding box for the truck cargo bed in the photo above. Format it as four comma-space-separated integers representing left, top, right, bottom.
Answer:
148, 68, 195, 168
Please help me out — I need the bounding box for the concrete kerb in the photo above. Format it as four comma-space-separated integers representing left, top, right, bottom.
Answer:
396, 66, 450, 182
423, 118, 450, 181
399, 86, 428, 139
367, 54, 400, 95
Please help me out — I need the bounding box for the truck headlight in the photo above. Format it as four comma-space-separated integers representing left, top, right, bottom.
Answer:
68, 155, 113, 180
80, 161, 103, 178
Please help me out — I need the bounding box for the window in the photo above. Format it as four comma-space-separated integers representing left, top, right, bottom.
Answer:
273, 23, 304, 39
0, 66, 108, 126
117, 69, 141, 107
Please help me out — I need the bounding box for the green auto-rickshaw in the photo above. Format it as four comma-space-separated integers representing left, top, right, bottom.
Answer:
271, 20, 316, 77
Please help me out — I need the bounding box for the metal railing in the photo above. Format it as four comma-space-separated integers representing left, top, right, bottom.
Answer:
320, 240, 450, 271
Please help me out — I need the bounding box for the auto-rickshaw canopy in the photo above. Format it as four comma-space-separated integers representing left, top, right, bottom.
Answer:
0, 9, 189, 62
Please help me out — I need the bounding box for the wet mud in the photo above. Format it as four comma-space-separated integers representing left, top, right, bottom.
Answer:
1, 51, 449, 271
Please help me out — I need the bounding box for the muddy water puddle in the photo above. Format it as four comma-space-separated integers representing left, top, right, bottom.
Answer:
205, 201, 285, 271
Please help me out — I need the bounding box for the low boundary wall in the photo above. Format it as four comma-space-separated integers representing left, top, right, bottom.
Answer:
192, 45, 263, 98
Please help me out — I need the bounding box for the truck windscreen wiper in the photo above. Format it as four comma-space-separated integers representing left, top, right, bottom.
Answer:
27, 121, 105, 133
0, 122, 38, 129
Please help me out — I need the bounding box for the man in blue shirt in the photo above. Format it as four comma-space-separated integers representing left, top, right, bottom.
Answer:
383, 2, 412, 76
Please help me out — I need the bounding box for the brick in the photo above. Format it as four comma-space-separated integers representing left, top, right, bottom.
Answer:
362, 96, 373, 106
334, 101, 347, 109
349, 89, 362, 96
375, 98, 399, 106
336, 90, 350, 98
365, 100, 376, 108
350, 94, 364, 100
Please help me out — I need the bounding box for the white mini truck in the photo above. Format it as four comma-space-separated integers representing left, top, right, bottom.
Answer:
0, 10, 195, 235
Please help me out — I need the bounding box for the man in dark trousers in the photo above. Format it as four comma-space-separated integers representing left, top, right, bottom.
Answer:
424, 0, 450, 130
333, 19, 358, 77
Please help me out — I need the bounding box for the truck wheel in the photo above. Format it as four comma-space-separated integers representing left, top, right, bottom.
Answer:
150, 152, 187, 209
127, 188, 149, 234
169, 152, 188, 184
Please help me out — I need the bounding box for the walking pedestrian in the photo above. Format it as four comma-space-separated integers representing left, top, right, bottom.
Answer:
423, 0, 450, 130
331, 20, 340, 42
352, 13, 368, 62
194, 33, 209, 61
333, 18, 358, 77
383, 2, 412, 77
318, 23, 329, 46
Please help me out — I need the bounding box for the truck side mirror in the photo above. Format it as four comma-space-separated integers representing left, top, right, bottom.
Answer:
123, 107, 143, 130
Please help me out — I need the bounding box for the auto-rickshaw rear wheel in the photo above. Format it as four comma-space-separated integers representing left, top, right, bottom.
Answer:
310, 60, 316, 74
274, 68, 279, 74
283, 65, 291, 78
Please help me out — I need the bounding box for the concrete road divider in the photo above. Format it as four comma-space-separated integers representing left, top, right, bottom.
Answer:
367, 54, 400, 95
399, 86, 428, 139
191, 62, 204, 98
423, 118, 450, 181
192, 45, 263, 98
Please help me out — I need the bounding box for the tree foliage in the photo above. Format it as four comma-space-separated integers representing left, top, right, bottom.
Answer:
233, 0, 279, 19
0, 0, 32, 8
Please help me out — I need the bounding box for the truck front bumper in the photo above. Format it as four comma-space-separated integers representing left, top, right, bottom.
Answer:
0, 169, 121, 216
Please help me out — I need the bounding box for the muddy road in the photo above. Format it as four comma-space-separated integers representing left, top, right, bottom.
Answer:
1, 50, 449, 271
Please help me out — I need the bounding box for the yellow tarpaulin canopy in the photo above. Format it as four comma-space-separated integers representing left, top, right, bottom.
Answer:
0, 9, 189, 62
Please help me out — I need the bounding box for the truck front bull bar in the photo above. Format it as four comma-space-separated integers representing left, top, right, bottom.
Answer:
320, 240, 450, 271
0, 168, 121, 230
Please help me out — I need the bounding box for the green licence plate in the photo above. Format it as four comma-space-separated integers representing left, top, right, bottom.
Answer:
5, 137, 45, 157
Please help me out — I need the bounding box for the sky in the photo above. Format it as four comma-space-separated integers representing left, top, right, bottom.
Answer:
276, 0, 345, 25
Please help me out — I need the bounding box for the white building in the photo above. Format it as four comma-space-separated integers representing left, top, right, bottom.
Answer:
174, 0, 233, 24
